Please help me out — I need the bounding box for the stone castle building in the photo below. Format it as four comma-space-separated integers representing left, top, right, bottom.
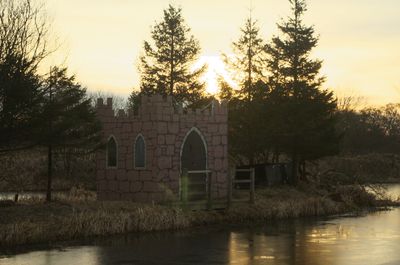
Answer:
95, 94, 229, 203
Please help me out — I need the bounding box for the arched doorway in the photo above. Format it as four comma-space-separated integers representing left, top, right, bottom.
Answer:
180, 128, 207, 201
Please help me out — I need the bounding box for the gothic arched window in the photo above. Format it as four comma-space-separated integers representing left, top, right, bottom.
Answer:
107, 136, 117, 168
134, 134, 146, 169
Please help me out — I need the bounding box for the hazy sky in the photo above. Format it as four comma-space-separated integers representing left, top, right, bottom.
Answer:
44, 0, 400, 106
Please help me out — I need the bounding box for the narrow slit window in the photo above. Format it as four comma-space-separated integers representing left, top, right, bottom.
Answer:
107, 136, 117, 168
134, 135, 146, 168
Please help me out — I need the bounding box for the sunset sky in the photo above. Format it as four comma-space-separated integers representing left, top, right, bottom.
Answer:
44, 0, 400, 106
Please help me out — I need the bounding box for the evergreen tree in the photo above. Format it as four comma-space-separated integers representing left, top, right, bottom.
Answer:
40, 67, 102, 201
138, 5, 206, 106
266, 0, 339, 183
0, 53, 43, 151
228, 80, 270, 165
217, 77, 236, 101
223, 17, 267, 101
0, 0, 50, 152
221, 17, 270, 164
127, 89, 141, 113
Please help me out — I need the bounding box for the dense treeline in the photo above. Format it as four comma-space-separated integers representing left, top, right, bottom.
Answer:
338, 103, 400, 154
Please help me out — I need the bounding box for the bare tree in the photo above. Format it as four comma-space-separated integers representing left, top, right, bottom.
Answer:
0, 0, 53, 151
0, 0, 50, 73
336, 92, 366, 112
87, 90, 129, 113
0, 151, 44, 201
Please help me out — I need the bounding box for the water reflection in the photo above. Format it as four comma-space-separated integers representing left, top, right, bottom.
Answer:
91, 230, 231, 264
229, 231, 294, 264
227, 209, 400, 265
386, 184, 400, 201
0, 191, 69, 201
0, 247, 100, 265
0, 192, 47, 201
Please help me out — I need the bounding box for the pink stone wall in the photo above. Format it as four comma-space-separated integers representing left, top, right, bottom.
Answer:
95, 95, 228, 203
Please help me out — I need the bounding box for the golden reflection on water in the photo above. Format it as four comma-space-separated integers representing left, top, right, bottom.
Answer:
0, 247, 100, 265
228, 208, 400, 265
229, 231, 293, 264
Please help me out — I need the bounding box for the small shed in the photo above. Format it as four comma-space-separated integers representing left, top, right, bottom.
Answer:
237, 163, 292, 187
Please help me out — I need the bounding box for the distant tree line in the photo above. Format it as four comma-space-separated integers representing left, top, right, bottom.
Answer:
338, 103, 400, 154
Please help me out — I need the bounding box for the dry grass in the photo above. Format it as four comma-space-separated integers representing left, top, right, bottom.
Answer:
0, 186, 398, 248
0, 201, 189, 248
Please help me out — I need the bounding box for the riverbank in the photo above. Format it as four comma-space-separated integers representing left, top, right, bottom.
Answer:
0, 185, 399, 249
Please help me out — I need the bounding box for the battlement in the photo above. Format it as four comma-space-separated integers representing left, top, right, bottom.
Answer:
96, 94, 228, 122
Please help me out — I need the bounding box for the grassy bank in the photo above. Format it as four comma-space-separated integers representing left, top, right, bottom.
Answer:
0, 186, 398, 249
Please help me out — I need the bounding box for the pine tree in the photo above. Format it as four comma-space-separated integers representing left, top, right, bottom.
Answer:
138, 5, 206, 105
0, 53, 43, 151
223, 17, 267, 101
0, 0, 50, 152
217, 77, 236, 101
127, 89, 141, 113
266, 0, 339, 183
40, 67, 102, 201
221, 17, 270, 164
266, 0, 325, 95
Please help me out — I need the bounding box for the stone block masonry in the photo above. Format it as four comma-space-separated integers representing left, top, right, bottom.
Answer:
96, 94, 229, 203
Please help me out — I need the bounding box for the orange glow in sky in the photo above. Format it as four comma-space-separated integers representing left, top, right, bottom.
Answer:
194, 56, 237, 94
45, 0, 400, 105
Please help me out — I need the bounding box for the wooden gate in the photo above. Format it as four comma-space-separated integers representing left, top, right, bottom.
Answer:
228, 168, 255, 207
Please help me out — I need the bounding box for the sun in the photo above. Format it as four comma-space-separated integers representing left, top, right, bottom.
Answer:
194, 55, 237, 95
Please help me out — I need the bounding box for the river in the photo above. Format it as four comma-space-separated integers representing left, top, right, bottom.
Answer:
0, 185, 399, 265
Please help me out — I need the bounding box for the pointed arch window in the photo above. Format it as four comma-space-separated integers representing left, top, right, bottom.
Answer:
134, 134, 146, 169
181, 128, 207, 172
107, 136, 117, 168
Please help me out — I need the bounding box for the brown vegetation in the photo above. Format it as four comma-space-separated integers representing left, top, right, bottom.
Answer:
0, 150, 96, 192
0, 186, 398, 248
310, 153, 400, 184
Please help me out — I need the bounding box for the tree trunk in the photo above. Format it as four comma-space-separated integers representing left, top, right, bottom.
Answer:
46, 143, 52, 202
272, 148, 280, 163
247, 30, 252, 102
169, 31, 175, 96
249, 155, 254, 167
46, 81, 54, 202
301, 160, 306, 181
291, 135, 299, 185
291, 153, 298, 186
264, 150, 270, 164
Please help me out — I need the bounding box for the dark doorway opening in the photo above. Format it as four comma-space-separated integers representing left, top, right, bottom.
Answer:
181, 129, 207, 201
